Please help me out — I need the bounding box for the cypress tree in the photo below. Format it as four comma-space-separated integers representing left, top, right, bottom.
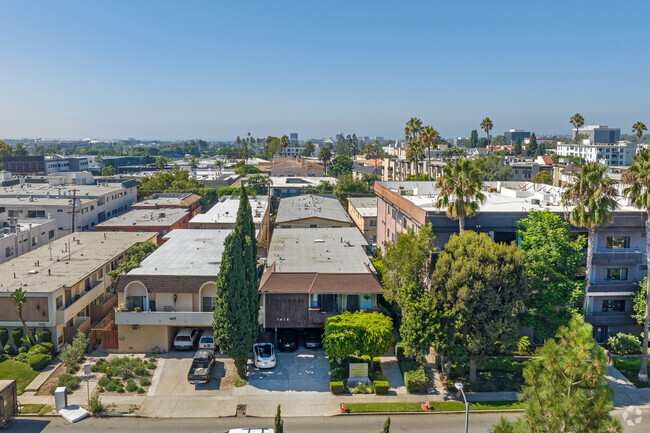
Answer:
274, 404, 284, 433
381, 416, 390, 433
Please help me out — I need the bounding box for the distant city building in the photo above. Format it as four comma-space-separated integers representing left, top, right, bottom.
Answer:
2, 156, 46, 174
504, 129, 531, 144
99, 156, 154, 174
556, 141, 636, 166
289, 133, 299, 145
572, 125, 621, 144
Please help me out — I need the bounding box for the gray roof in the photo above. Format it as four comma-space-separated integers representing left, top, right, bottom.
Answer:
189, 196, 268, 225
275, 194, 352, 224
96, 208, 189, 228
267, 228, 372, 273
347, 197, 377, 217
127, 229, 232, 276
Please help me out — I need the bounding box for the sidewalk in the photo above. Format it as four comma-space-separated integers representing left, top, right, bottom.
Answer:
606, 366, 650, 408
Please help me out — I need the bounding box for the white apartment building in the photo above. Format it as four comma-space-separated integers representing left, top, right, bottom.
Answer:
556, 141, 636, 166
0, 218, 59, 264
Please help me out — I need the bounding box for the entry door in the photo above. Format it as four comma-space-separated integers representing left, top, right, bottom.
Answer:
347, 295, 359, 312
594, 326, 608, 343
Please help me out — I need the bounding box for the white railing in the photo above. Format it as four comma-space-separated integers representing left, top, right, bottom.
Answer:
115, 310, 213, 326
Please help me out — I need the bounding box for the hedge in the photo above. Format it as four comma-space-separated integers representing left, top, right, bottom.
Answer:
330, 381, 345, 394
374, 380, 389, 395
395, 342, 406, 362
0, 329, 8, 347
28, 353, 52, 371
404, 368, 428, 394
11, 329, 23, 348
40, 329, 52, 343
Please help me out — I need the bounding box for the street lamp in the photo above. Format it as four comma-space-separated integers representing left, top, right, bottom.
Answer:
455, 382, 469, 433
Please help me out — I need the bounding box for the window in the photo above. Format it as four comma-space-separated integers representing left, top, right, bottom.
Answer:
202, 297, 216, 312
56, 295, 63, 310
8, 210, 20, 217
57, 209, 63, 212
5, 247, 13, 258
369, 219, 376, 227
158, 229, 168, 236
49, 230, 55, 239
309, 224, 317, 228
606, 236, 630, 249
606, 268, 628, 280
601, 299, 625, 312
319, 294, 338, 312
494, 231, 516, 244
369, 235, 376, 243
32, 236, 38, 246
27, 210, 46, 218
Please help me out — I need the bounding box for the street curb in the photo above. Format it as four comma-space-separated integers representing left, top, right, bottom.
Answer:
336, 409, 525, 416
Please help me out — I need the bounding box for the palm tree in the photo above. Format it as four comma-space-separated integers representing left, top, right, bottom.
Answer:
570, 113, 585, 144
480, 117, 493, 147
301, 141, 315, 157
214, 159, 224, 174
280, 135, 290, 156
420, 125, 440, 177
10, 288, 36, 345
633, 121, 648, 146
404, 117, 422, 178
435, 159, 486, 233
318, 144, 332, 174
623, 149, 650, 382
155, 156, 168, 170
561, 162, 618, 310
240, 140, 251, 164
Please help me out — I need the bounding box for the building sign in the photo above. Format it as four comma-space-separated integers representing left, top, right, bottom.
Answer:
349, 362, 369, 378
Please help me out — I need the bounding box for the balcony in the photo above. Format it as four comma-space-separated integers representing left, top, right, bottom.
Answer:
308, 308, 338, 325
584, 312, 636, 327
56, 280, 107, 324
115, 310, 213, 327
592, 248, 643, 264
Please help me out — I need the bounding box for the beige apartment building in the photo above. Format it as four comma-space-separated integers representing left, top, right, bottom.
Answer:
347, 197, 378, 245
0, 232, 157, 350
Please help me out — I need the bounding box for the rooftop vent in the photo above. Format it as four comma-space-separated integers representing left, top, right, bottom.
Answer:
314, 239, 325, 243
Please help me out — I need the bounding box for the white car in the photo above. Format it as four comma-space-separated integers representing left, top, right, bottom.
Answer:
253, 343, 276, 369
173, 328, 199, 350
198, 330, 216, 350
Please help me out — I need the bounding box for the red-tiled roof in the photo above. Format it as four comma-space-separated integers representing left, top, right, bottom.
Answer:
539, 156, 554, 165
259, 270, 382, 294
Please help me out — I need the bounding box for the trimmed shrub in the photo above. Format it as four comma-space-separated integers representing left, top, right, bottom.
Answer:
40, 329, 52, 343
11, 329, 23, 348
330, 381, 344, 394
374, 380, 389, 395
18, 346, 28, 354
67, 363, 79, 374
57, 373, 80, 394
98, 377, 111, 388
28, 344, 50, 356
116, 382, 125, 393
28, 353, 52, 370
139, 377, 151, 386
40, 342, 55, 356
125, 379, 138, 392
3, 344, 15, 356
0, 329, 8, 347
105, 379, 119, 392
395, 342, 406, 362
146, 362, 157, 370
134, 365, 148, 377
607, 333, 642, 355
137, 387, 145, 394
404, 368, 428, 394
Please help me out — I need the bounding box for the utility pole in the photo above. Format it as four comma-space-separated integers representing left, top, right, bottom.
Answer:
67, 189, 80, 233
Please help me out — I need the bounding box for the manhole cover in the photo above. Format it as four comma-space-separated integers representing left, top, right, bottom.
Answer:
236, 404, 247, 417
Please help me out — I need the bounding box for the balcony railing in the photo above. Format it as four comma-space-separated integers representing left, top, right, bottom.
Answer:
115, 310, 213, 327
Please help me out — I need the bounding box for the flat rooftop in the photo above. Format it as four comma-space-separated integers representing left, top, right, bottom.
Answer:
96, 208, 188, 228
267, 228, 372, 273
128, 229, 233, 276
378, 181, 642, 213
132, 193, 201, 208
268, 177, 336, 188
276, 194, 352, 224
348, 197, 377, 217
189, 196, 268, 225
0, 232, 157, 294
0, 182, 133, 201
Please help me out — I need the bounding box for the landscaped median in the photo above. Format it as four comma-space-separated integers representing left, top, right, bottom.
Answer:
341, 400, 524, 414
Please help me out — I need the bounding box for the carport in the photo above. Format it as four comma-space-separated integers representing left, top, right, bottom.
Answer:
247, 346, 330, 392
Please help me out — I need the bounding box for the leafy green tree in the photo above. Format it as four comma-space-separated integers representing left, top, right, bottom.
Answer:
274, 404, 284, 433
301, 140, 315, 157
323, 312, 393, 369
492, 316, 622, 433
380, 225, 435, 305
100, 166, 116, 176
234, 164, 261, 175
333, 174, 373, 207
381, 416, 390, 433
468, 129, 478, 148
436, 159, 486, 233
632, 279, 647, 326
480, 117, 493, 147
399, 283, 447, 363
9, 288, 36, 345
60, 331, 90, 368
137, 168, 217, 210
328, 155, 354, 178
472, 155, 513, 181
318, 144, 333, 173
154, 156, 168, 169
623, 148, 650, 381
633, 121, 647, 145
247, 174, 270, 195
12, 142, 28, 156
530, 170, 552, 185
562, 162, 618, 309
109, 241, 159, 281
528, 132, 539, 157
264, 136, 282, 160
516, 211, 585, 339
430, 231, 527, 382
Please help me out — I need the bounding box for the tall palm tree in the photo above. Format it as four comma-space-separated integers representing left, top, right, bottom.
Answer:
435, 159, 486, 233
420, 125, 440, 177
561, 162, 618, 310
623, 148, 650, 382
214, 159, 224, 174
280, 135, 290, 156
404, 117, 422, 179
10, 287, 36, 345
633, 121, 648, 146
480, 117, 493, 147
570, 113, 585, 144
318, 144, 332, 174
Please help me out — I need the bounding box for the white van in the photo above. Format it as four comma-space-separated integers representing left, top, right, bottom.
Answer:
173, 328, 199, 350
198, 330, 216, 350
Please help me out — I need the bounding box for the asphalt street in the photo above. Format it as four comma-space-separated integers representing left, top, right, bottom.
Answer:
7, 412, 647, 433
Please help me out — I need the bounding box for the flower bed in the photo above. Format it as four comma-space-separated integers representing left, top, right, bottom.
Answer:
93, 356, 157, 395
329, 355, 384, 395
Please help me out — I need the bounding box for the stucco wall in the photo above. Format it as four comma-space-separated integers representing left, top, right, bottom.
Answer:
118, 325, 170, 352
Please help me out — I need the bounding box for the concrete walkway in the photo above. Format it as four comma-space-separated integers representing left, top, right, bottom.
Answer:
377, 355, 405, 395
605, 366, 650, 408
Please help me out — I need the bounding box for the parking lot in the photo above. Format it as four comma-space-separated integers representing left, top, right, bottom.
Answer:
247, 346, 330, 392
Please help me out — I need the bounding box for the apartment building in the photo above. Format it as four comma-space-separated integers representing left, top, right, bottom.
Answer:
275, 194, 353, 228
268, 177, 336, 197
0, 218, 58, 264
0, 232, 157, 350
0, 179, 137, 234
572, 125, 621, 144
375, 180, 646, 340
556, 141, 636, 166
347, 197, 378, 245
96, 208, 190, 244
131, 193, 202, 218
114, 230, 231, 352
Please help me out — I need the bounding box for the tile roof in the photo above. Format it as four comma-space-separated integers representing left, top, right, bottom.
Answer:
115, 275, 216, 293
259, 271, 382, 294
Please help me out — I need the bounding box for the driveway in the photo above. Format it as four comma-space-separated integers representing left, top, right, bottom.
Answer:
247, 346, 330, 392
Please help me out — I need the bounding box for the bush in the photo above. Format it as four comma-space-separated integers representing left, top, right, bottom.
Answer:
40, 342, 55, 356
395, 342, 406, 362
134, 365, 148, 377
28, 353, 52, 370
516, 336, 533, 355
88, 395, 103, 414
404, 368, 428, 394
98, 377, 111, 387
139, 377, 151, 386
105, 379, 119, 392
148, 357, 157, 364
126, 379, 138, 392
18, 346, 28, 354
60, 332, 89, 370
146, 362, 157, 370
40, 329, 52, 343
67, 363, 79, 374
3, 344, 15, 356
350, 383, 374, 394
330, 381, 344, 394
137, 387, 145, 394
97, 387, 105, 393
11, 329, 23, 348
0, 354, 8, 363
0, 329, 8, 347
57, 373, 80, 394
374, 380, 389, 395
330, 365, 346, 381
607, 333, 642, 355
28, 344, 51, 356
116, 382, 125, 393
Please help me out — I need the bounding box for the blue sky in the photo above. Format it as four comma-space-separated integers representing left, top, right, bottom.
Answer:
0, 1, 648, 140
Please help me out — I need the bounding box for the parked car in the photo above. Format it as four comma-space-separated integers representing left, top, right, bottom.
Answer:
173, 328, 200, 350
278, 330, 298, 351
198, 330, 217, 350
253, 343, 276, 369
223, 429, 274, 433
187, 349, 215, 384
304, 329, 322, 349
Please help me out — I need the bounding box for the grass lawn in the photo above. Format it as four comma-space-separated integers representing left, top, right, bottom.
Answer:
0, 359, 39, 395
345, 401, 524, 413
446, 370, 524, 393
19, 404, 53, 415
612, 357, 650, 388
